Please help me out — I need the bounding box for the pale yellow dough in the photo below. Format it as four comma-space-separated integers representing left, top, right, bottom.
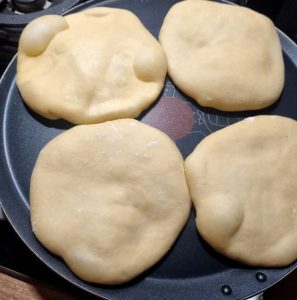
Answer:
159, 0, 284, 111
185, 116, 297, 267
17, 9, 167, 124
30, 119, 191, 284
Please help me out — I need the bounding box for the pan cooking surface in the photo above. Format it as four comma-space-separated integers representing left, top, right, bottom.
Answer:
0, 0, 297, 299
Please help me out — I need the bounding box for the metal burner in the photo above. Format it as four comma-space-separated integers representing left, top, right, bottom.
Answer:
0, 0, 82, 77
0, 0, 81, 26
8, 0, 47, 14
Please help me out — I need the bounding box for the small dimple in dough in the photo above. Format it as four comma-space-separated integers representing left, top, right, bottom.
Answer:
159, 0, 285, 111
185, 115, 297, 267
83, 7, 111, 17
17, 8, 167, 124
30, 119, 191, 285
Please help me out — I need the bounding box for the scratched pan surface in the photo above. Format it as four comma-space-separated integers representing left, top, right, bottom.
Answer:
0, 0, 297, 299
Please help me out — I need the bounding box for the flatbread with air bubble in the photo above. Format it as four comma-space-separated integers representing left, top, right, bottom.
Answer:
185, 115, 297, 267
17, 8, 167, 124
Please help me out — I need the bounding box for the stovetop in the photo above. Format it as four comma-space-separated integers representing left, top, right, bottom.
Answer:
0, 0, 296, 298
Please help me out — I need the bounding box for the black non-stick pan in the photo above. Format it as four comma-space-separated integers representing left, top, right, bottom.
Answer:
0, 0, 296, 299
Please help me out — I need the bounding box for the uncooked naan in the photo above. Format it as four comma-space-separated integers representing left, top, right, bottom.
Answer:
17, 8, 167, 124
159, 0, 284, 111
30, 119, 191, 284
185, 115, 297, 267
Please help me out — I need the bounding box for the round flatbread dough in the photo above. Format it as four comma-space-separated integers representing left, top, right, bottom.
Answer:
185, 115, 297, 267
30, 119, 191, 284
159, 0, 284, 111
17, 8, 167, 124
